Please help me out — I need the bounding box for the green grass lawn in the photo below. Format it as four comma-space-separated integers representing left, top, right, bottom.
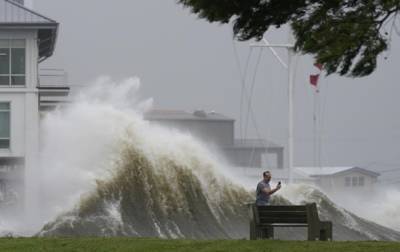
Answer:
0, 238, 399, 252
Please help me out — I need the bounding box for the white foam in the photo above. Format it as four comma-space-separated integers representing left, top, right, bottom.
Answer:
10, 76, 235, 235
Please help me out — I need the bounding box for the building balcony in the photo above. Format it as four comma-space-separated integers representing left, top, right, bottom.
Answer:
38, 68, 70, 111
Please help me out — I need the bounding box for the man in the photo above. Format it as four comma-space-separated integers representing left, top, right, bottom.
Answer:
256, 171, 281, 206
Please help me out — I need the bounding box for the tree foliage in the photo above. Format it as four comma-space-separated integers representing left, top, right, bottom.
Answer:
178, 0, 400, 77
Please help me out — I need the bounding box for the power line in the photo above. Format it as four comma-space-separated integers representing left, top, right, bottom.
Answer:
232, 40, 253, 140
243, 47, 263, 141
232, 41, 271, 168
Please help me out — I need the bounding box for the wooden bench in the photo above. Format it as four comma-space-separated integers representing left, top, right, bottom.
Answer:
248, 203, 332, 241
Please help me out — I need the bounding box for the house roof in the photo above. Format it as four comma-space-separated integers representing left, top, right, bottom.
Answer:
0, 0, 58, 61
144, 109, 234, 122
0, 0, 56, 23
295, 166, 380, 178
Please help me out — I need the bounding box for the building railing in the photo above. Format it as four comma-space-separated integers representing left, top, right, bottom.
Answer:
38, 68, 69, 87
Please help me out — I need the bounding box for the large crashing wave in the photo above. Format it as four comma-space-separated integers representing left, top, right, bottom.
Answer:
39, 138, 252, 238
37, 77, 252, 239
37, 77, 400, 240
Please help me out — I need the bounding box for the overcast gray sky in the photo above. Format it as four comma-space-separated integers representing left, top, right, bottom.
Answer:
35, 0, 400, 176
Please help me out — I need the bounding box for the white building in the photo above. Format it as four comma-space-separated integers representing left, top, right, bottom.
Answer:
294, 166, 380, 193
0, 0, 68, 212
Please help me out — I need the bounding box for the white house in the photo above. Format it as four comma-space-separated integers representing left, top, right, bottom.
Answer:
294, 166, 380, 194
0, 0, 68, 213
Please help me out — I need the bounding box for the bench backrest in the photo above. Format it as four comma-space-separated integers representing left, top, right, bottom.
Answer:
250, 203, 320, 225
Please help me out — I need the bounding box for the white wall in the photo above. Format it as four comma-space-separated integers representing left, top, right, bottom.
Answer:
0, 29, 40, 216
0, 29, 39, 157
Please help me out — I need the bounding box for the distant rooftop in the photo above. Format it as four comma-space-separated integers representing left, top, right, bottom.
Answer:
0, 0, 58, 61
144, 109, 234, 122
295, 166, 380, 178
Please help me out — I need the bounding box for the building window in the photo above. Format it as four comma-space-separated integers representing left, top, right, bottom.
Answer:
351, 176, 358, 186
0, 39, 26, 86
0, 102, 10, 149
345, 177, 351, 187
345, 176, 366, 187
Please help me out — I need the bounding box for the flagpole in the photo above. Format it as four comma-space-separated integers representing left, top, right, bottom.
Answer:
287, 47, 294, 184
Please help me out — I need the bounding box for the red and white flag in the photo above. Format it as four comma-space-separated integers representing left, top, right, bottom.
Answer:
310, 74, 319, 87
310, 62, 323, 88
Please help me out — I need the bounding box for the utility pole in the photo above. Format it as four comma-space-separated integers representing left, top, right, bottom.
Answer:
250, 39, 295, 184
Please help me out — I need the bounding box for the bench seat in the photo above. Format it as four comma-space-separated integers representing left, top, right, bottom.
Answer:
248, 203, 332, 241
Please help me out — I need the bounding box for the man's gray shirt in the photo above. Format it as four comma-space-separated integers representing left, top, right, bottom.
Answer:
256, 180, 271, 205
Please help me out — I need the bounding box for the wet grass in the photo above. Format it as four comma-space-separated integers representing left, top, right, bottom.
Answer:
0, 238, 399, 252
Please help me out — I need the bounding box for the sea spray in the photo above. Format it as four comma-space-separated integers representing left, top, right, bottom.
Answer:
40, 135, 252, 238
36, 77, 253, 238
1, 76, 398, 240
36, 77, 400, 240
37, 77, 151, 229
280, 184, 400, 240
319, 186, 400, 232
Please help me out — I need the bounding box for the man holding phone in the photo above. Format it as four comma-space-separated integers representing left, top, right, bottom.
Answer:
256, 171, 281, 206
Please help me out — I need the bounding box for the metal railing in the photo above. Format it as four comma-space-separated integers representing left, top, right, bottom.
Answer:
38, 68, 68, 87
